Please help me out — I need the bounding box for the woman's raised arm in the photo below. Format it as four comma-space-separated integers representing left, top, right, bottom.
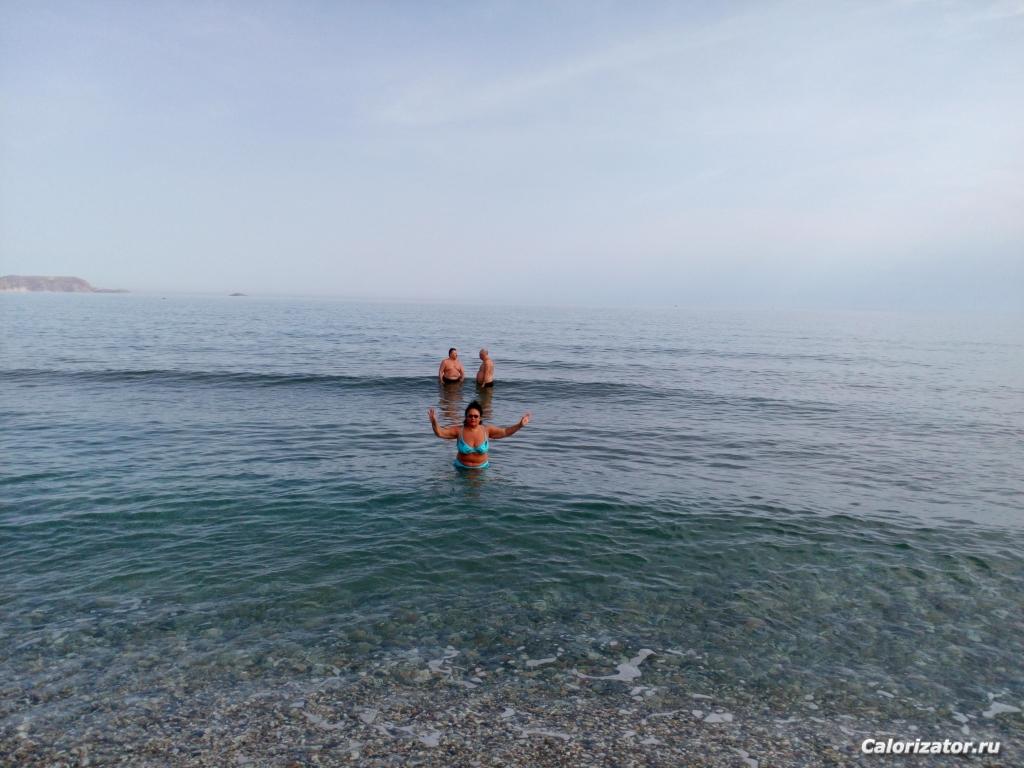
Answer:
487, 412, 531, 439
428, 408, 459, 439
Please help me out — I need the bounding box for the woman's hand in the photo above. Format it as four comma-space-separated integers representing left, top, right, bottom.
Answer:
519, 412, 531, 427
428, 407, 438, 423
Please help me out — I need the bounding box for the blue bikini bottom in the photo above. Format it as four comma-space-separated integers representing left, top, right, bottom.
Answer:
453, 458, 490, 470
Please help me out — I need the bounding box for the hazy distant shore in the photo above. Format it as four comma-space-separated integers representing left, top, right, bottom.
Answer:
0, 275, 127, 293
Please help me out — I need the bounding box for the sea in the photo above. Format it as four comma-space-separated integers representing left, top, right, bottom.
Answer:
2, 294, 1022, 758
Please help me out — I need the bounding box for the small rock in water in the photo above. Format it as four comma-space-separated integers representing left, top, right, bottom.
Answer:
737, 748, 759, 768
982, 702, 1021, 718
704, 712, 734, 724
525, 656, 557, 669
418, 730, 441, 747
517, 727, 572, 742
576, 649, 654, 682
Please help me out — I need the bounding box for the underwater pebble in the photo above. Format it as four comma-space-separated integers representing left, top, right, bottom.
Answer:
418, 730, 441, 747
982, 702, 1020, 718
576, 649, 654, 682
517, 727, 572, 741
525, 657, 557, 669
704, 712, 734, 724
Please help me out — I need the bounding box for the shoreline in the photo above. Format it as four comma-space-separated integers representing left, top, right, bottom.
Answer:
5, 648, 1018, 767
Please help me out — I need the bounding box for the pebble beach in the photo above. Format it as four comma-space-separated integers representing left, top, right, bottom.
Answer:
5, 640, 1020, 767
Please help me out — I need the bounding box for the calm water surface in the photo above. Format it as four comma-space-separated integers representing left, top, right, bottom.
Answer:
2, 294, 1022, 732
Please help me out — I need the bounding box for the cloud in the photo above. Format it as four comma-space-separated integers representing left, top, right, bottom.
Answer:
371, 9, 755, 127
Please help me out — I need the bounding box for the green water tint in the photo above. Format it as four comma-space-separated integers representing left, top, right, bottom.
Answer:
5, 496, 1022, 728
3, 298, 1023, 741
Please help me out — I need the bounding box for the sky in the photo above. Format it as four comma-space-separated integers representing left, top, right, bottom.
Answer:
1, 0, 1022, 309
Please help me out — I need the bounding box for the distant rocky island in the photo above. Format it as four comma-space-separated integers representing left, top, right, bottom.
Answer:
0, 275, 128, 293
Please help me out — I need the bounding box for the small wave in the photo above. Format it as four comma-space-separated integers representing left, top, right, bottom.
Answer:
0, 367, 686, 399
0, 368, 436, 391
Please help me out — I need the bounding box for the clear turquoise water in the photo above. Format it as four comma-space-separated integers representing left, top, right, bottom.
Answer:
2, 294, 1022, 731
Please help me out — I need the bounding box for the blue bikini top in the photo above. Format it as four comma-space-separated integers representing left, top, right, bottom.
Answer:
457, 428, 489, 454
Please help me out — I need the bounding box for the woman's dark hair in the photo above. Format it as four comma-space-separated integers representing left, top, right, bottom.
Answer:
465, 400, 483, 418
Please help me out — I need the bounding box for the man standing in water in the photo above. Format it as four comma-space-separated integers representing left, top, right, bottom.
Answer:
476, 348, 494, 387
438, 348, 465, 384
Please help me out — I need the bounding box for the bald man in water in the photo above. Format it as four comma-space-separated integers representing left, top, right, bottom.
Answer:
476, 348, 494, 387
438, 348, 465, 384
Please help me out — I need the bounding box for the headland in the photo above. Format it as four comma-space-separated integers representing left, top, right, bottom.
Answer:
0, 275, 127, 293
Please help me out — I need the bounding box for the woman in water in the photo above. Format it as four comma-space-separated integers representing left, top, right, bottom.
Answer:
428, 400, 531, 469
